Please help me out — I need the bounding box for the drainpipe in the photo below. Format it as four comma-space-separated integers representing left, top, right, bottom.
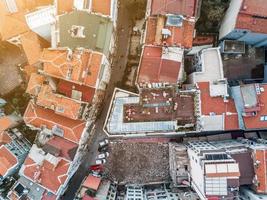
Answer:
263, 64, 267, 83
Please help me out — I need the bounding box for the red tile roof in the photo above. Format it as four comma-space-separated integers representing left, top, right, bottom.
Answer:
22, 156, 70, 194
0, 0, 29, 40
0, 146, 17, 177
137, 46, 182, 85
0, 116, 14, 132
235, 0, 267, 34
150, 0, 198, 17
236, 13, 267, 34
46, 136, 78, 161
20, 31, 44, 65
251, 148, 267, 193
83, 175, 101, 191
23, 101, 86, 143
193, 35, 215, 46
145, 16, 195, 49
92, 0, 111, 16
240, 0, 267, 17
198, 82, 239, 130
26, 73, 45, 96
243, 85, 267, 129
57, 79, 95, 103
0, 0, 53, 40
36, 84, 84, 120
0, 131, 12, 145
26, 73, 89, 120
41, 49, 103, 88
57, 0, 74, 14
26, 73, 94, 119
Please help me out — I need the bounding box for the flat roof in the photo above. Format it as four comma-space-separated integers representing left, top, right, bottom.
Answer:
240, 84, 258, 108
106, 88, 196, 135
198, 82, 239, 131
124, 88, 195, 125
190, 48, 225, 83
137, 46, 183, 85
242, 85, 267, 129
58, 10, 113, 55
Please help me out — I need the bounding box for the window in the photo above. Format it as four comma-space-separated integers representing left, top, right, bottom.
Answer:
260, 115, 267, 121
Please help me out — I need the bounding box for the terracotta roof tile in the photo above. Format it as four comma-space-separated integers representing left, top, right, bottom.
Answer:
20, 32, 44, 65
41, 49, 103, 88
234, 0, 267, 34
46, 136, 78, 161
198, 82, 239, 130
0, 131, 12, 145
57, 79, 95, 103
57, 0, 73, 14
36, 84, 85, 120
26, 73, 45, 96
91, 0, 111, 16
23, 156, 70, 194
26, 73, 89, 120
236, 13, 267, 35
150, 0, 198, 17
145, 16, 195, 49
0, 0, 53, 40
24, 65, 39, 82
0, 146, 17, 177
240, 0, 267, 17
0, 9, 29, 40
137, 46, 182, 84
0, 116, 14, 132
83, 175, 101, 191
251, 148, 267, 193
23, 101, 86, 143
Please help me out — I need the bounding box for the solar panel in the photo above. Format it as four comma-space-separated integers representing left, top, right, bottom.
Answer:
14, 183, 25, 196
205, 154, 228, 160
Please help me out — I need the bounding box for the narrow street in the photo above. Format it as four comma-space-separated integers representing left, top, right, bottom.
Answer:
61, 1, 136, 199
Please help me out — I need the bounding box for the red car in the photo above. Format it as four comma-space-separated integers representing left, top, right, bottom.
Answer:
89, 164, 103, 172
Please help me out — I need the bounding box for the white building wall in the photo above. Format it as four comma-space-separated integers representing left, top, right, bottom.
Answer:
219, 0, 243, 40
25, 6, 56, 41
187, 148, 206, 200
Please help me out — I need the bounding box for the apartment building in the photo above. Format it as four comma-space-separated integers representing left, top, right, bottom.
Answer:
220, 0, 267, 47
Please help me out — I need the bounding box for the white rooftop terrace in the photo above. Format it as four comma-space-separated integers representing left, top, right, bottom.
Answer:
189, 47, 228, 97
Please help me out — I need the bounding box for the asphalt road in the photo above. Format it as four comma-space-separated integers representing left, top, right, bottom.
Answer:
61, 1, 133, 199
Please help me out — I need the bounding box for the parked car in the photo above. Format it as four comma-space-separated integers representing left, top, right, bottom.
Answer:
98, 139, 109, 149
89, 164, 103, 171
98, 145, 109, 153
97, 152, 110, 159
96, 159, 106, 165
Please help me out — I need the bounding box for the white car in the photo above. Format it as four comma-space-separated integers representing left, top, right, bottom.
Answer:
96, 159, 106, 165
99, 139, 109, 147
97, 152, 110, 159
